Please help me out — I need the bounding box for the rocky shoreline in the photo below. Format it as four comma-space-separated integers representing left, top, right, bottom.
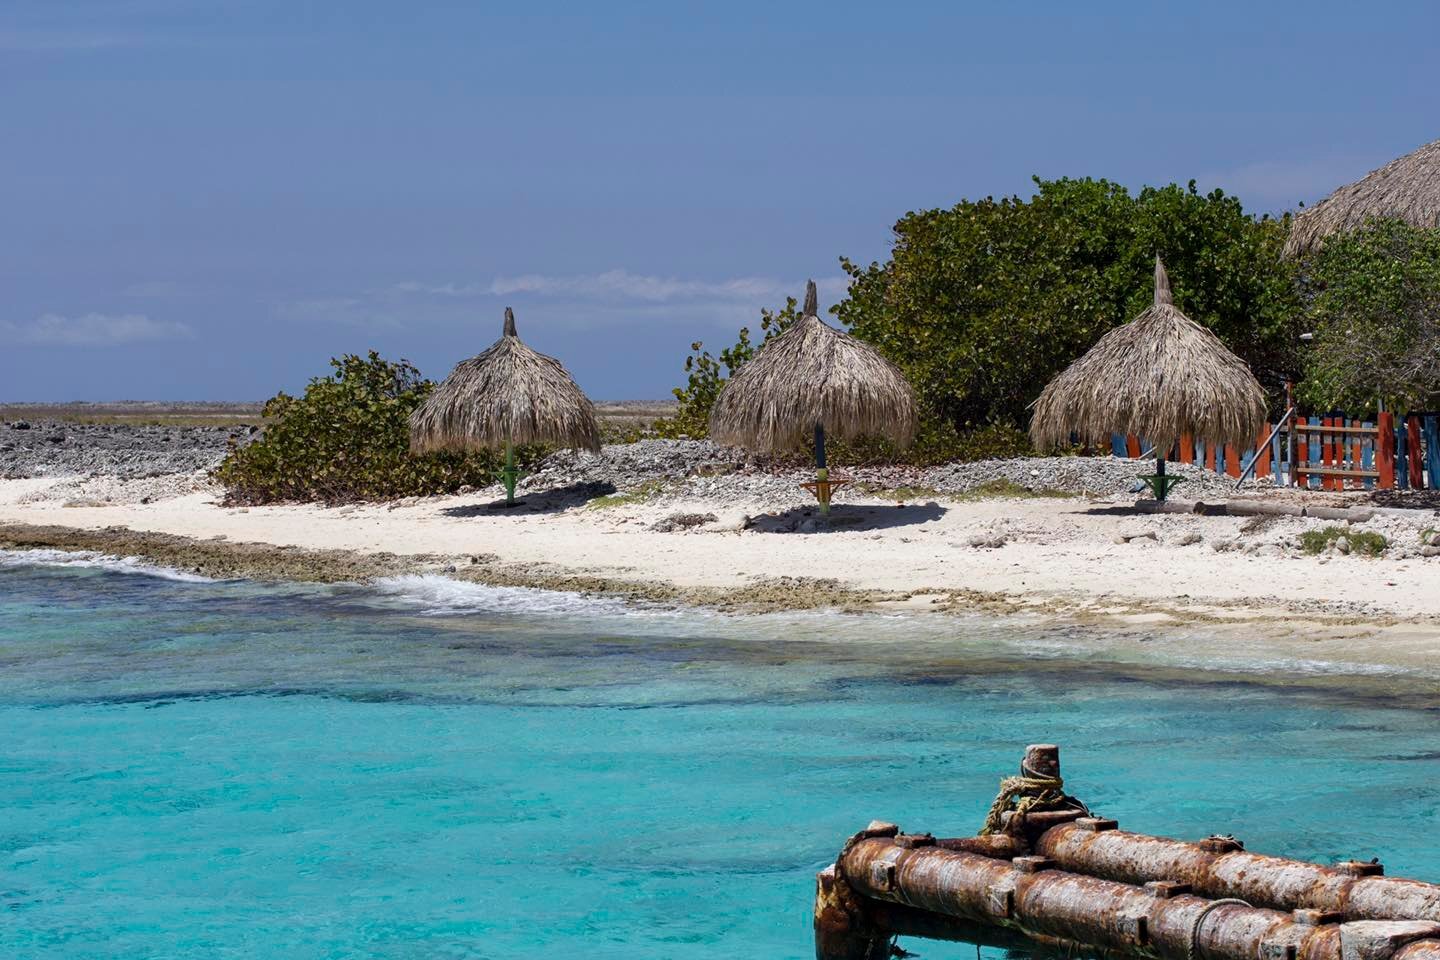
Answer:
1, 419, 253, 479
0, 522, 920, 614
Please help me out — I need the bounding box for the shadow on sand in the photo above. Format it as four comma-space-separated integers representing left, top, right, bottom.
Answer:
748, 501, 945, 534
440, 481, 617, 517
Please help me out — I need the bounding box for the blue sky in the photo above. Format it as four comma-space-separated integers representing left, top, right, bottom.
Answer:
4, 1, 1439, 402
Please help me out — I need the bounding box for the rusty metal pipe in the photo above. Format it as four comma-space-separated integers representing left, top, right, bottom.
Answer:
839, 837, 1440, 960
1037, 823, 1440, 924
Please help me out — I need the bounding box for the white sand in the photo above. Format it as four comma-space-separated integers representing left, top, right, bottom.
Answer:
9, 474, 1440, 680
5, 476, 1438, 626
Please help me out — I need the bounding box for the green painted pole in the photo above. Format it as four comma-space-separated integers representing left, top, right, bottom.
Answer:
503, 440, 517, 506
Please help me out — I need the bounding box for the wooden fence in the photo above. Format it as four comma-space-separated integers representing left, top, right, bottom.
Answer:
1111, 412, 1440, 490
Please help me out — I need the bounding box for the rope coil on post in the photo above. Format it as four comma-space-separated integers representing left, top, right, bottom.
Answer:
978, 774, 1067, 836
1186, 898, 1251, 960
979, 747, 1086, 836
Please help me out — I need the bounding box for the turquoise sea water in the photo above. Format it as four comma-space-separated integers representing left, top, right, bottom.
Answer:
3, 551, 1439, 959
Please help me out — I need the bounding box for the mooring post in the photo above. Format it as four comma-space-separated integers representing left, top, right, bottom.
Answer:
1023, 743, 1060, 780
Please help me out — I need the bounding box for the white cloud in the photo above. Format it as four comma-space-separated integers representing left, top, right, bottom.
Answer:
389, 270, 849, 306
2, 312, 193, 346
1200, 154, 1391, 213
274, 296, 406, 330
284, 270, 851, 334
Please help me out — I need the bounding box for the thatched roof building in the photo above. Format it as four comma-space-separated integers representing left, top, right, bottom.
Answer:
708, 281, 915, 452
1029, 257, 1267, 454
1284, 138, 1440, 257
410, 307, 601, 454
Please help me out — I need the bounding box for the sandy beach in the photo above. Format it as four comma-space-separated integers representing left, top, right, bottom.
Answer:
6, 446, 1440, 680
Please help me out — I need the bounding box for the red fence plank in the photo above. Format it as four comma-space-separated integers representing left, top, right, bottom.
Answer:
1179, 434, 1194, 464
1378, 412, 1396, 489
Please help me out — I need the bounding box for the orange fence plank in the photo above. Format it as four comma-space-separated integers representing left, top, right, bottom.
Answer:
1255, 426, 1272, 478
1179, 434, 1194, 464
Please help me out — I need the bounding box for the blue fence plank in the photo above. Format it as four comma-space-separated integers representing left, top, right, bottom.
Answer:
1307, 416, 1322, 489
1111, 433, 1127, 457
1397, 426, 1409, 490
1425, 415, 1440, 490
1271, 429, 1284, 487
1361, 420, 1374, 490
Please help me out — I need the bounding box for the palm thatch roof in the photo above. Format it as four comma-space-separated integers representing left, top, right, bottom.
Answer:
1029, 257, 1267, 454
708, 280, 916, 452
410, 308, 601, 454
1284, 138, 1440, 257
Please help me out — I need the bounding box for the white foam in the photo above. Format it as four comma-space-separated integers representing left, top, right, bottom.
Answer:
367, 573, 683, 619
0, 549, 215, 583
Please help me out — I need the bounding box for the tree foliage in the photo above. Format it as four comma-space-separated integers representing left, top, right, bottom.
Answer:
215, 352, 539, 504
1299, 219, 1440, 413
836, 178, 1301, 436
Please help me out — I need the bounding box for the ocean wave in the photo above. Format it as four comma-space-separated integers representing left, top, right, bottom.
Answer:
0, 549, 215, 583
366, 574, 682, 619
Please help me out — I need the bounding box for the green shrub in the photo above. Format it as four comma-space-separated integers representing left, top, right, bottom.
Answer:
654, 178, 1298, 463
838, 177, 1299, 435
1298, 526, 1388, 557
1298, 219, 1440, 412
215, 352, 544, 505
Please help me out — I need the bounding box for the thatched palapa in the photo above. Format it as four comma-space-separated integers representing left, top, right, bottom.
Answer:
1030, 256, 1266, 461
410, 307, 599, 506
709, 281, 916, 453
1284, 137, 1440, 257
410, 308, 600, 455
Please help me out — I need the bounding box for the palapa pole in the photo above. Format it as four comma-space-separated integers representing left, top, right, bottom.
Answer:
499, 308, 521, 506
502, 438, 517, 505
804, 282, 833, 516
1150, 258, 1176, 502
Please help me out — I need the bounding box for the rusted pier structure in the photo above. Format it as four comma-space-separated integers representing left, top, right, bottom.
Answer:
816, 745, 1440, 960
